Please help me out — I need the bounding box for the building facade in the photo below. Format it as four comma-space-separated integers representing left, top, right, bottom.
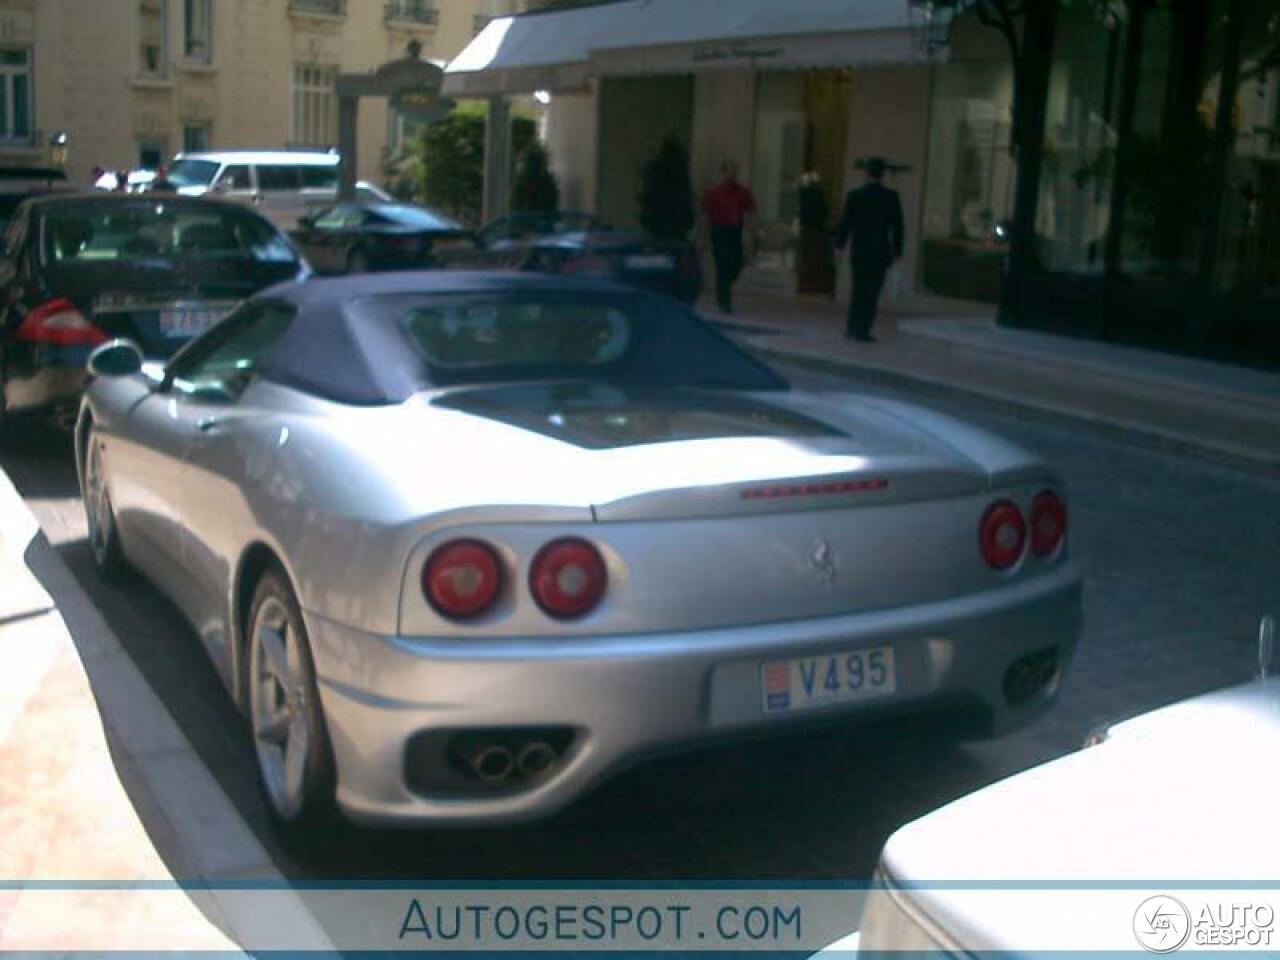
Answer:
449, 0, 1280, 368
0, 0, 520, 186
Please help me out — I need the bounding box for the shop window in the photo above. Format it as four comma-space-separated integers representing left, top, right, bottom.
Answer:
921, 59, 1016, 302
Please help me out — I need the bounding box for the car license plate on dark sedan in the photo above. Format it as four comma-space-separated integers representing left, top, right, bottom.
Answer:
158, 305, 231, 339
762, 646, 896, 714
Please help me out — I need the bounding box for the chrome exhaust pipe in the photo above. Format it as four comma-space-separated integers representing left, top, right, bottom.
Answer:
469, 744, 514, 782
516, 741, 557, 778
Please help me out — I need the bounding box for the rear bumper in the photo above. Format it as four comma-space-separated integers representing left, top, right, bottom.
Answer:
306, 563, 1082, 826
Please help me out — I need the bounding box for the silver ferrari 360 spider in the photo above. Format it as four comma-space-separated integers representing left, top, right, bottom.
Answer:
76, 272, 1081, 835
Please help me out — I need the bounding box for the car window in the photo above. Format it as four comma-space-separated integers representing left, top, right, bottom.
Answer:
256, 165, 301, 191
168, 159, 219, 188
313, 205, 349, 230
2, 203, 27, 255
218, 165, 252, 190
355, 184, 390, 202
407, 301, 631, 371
170, 302, 294, 400
300, 166, 338, 189
38, 198, 301, 266
377, 204, 460, 230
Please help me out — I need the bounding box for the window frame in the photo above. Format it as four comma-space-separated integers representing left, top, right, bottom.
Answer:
138, 0, 169, 79
183, 0, 212, 64
291, 64, 338, 148
164, 300, 296, 401
182, 124, 209, 153
0, 48, 33, 144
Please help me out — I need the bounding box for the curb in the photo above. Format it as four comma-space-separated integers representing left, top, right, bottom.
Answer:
0, 467, 334, 953
750, 342, 1280, 478
896, 318, 1280, 417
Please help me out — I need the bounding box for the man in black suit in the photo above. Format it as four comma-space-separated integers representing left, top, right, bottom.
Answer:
833, 157, 904, 342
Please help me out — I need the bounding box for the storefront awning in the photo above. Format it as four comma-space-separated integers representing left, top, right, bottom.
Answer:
444, 0, 926, 97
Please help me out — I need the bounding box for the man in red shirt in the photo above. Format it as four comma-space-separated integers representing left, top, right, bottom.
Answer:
703, 161, 756, 313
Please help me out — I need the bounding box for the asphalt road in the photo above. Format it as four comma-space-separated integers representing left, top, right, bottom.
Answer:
3, 362, 1277, 883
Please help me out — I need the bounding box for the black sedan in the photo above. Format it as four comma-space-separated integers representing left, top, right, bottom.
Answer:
289, 202, 471, 274
434, 210, 609, 270
522, 231, 703, 305
0, 192, 306, 429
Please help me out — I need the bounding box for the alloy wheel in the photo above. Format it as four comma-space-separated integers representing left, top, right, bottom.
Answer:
249, 595, 315, 822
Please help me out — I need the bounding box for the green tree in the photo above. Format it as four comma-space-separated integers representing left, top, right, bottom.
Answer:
511, 141, 560, 212
637, 134, 695, 241
402, 110, 536, 225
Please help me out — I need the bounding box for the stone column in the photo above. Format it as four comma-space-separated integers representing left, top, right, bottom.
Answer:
337, 94, 359, 201
483, 95, 512, 222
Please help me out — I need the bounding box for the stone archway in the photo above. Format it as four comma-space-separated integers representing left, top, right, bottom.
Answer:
335, 39, 454, 200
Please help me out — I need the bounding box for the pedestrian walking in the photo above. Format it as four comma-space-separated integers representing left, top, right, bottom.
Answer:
833, 156, 904, 342
703, 161, 756, 314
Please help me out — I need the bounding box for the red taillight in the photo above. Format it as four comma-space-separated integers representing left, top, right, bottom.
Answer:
15, 298, 106, 347
1030, 490, 1067, 557
529, 538, 607, 619
422, 539, 503, 620
980, 501, 1027, 570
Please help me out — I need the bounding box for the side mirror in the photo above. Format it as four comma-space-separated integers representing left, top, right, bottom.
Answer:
87, 339, 144, 378
297, 215, 316, 230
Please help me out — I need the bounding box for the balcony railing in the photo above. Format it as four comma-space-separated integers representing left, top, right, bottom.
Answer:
289, 0, 346, 17
384, 1, 439, 26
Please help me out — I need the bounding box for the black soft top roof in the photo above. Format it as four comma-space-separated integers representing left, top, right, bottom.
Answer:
248, 271, 782, 405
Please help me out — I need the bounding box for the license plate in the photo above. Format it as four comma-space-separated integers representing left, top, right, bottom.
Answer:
623, 254, 675, 271
158, 306, 229, 339
762, 646, 896, 714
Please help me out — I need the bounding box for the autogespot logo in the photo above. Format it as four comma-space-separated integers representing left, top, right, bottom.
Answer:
1134, 895, 1192, 953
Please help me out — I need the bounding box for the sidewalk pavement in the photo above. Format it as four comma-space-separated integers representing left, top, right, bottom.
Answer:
709, 292, 1280, 472
0, 469, 329, 953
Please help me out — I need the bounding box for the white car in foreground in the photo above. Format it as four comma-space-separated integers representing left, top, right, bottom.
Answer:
842, 618, 1278, 957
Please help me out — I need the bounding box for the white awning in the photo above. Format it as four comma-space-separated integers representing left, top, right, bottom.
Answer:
445, 0, 926, 97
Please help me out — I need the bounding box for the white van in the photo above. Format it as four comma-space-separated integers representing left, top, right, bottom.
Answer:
166, 150, 391, 229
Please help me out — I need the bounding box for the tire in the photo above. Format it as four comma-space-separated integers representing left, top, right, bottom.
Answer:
82, 426, 129, 580
346, 246, 371, 274
245, 565, 338, 847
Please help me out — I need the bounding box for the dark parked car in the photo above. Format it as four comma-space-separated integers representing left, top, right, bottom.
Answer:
523, 231, 703, 305
0, 166, 69, 233
289, 202, 472, 274
435, 210, 609, 269
0, 193, 306, 428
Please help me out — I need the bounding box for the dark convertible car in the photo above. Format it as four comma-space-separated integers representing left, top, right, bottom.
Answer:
522, 230, 703, 305
0, 192, 306, 428
290, 202, 472, 274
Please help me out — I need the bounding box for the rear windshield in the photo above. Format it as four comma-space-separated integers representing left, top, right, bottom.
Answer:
372, 204, 462, 230
380, 293, 785, 392
168, 158, 219, 187
39, 199, 300, 267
